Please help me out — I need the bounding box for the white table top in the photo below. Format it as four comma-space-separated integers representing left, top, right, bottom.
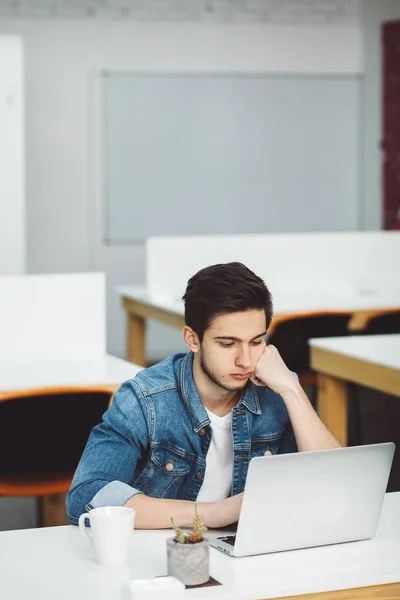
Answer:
0, 493, 399, 600
310, 334, 400, 371
118, 285, 400, 317
0, 354, 142, 393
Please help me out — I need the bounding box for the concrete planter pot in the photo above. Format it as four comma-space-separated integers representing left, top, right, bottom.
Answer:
166, 537, 210, 586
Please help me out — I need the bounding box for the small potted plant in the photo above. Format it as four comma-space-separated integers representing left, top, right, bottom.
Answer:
166, 503, 210, 586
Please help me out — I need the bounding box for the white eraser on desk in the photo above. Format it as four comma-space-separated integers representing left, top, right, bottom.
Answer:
128, 576, 185, 599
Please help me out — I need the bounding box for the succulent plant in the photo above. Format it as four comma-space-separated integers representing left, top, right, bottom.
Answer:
170, 502, 207, 544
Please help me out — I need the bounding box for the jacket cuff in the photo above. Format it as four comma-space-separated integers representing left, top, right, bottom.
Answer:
85, 481, 143, 511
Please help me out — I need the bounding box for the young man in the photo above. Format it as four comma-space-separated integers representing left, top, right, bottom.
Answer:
67, 263, 340, 529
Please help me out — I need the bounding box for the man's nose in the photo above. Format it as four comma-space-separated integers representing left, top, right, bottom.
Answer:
236, 345, 252, 369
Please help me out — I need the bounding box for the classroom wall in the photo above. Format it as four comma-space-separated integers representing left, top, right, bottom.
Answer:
361, 0, 400, 230
0, 16, 362, 361
0, 35, 25, 274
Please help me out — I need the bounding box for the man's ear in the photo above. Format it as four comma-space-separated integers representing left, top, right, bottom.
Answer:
183, 326, 200, 353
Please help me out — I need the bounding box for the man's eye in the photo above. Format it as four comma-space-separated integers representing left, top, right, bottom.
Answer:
252, 341, 263, 346
221, 342, 234, 348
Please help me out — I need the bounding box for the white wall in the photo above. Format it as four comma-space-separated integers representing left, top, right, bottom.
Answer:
0, 20, 362, 360
361, 0, 400, 229
0, 35, 25, 274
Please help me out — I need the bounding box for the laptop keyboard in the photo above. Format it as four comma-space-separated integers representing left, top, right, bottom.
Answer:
218, 535, 236, 546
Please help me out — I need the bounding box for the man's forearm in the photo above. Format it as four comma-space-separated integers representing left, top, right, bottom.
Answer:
126, 491, 243, 530
125, 494, 196, 529
281, 383, 341, 451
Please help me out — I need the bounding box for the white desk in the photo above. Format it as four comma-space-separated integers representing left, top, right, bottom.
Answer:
310, 334, 400, 446
0, 493, 399, 600
0, 354, 142, 394
118, 285, 400, 365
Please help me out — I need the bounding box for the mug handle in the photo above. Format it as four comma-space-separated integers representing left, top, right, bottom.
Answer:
78, 513, 92, 540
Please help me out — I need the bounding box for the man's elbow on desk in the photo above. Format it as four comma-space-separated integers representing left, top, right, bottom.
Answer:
66, 480, 140, 525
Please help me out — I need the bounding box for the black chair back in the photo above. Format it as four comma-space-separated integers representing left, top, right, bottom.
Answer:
362, 310, 400, 335
268, 313, 352, 373
0, 389, 111, 477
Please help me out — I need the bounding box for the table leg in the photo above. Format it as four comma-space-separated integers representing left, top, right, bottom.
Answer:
37, 493, 67, 527
316, 374, 348, 446
127, 313, 146, 366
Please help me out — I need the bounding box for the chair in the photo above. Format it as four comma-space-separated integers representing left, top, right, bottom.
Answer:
361, 309, 400, 335
347, 308, 400, 490
347, 385, 400, 492
267, 312, 353, 389
0, 386, 114, 527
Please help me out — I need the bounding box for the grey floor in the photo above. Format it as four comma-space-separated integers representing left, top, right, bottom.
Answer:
0, 497, 36, 531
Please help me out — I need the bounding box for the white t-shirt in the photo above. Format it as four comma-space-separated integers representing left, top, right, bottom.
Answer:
196, 408, 233, 503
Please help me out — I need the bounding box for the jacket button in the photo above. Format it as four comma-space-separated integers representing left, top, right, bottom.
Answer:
166, 462, 174, 472
196, 471, 203, 479
198, 428, 206, 436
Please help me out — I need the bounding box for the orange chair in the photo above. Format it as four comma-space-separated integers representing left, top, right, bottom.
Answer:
0, 386, 114, 527
267, 311, 353, 389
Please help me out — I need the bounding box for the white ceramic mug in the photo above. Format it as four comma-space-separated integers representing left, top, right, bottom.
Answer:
78, 506, 135, 566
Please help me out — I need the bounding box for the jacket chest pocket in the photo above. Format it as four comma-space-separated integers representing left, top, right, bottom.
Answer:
135, 446, 191, 498
250, 434, 282, 458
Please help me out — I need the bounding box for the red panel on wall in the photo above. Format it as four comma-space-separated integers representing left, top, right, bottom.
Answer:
382, 20, 400, 230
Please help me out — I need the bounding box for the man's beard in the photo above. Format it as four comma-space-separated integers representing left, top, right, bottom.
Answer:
199, 348, 247, 393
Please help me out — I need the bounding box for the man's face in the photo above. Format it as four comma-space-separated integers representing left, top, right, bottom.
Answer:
198, 309, 267, 392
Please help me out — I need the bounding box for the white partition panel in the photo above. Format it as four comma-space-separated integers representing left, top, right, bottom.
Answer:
0, 35, 25, 274
146, 232, 400, 299
0, 272, 105, 365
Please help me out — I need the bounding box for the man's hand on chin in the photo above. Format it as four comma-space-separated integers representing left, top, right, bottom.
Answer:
250, 345, 299, 396
251, 345, 341, 451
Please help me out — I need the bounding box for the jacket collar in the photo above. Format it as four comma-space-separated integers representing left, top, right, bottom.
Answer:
240, 383, 262, 415
179, 352, 261, 432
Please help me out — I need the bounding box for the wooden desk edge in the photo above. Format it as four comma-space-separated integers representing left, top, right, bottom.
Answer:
269, 581, 400, 600
122, 296, 185, 329
310, 345, 400, 397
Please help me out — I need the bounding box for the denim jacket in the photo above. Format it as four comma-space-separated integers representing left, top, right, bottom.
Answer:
66, 352, 298, 524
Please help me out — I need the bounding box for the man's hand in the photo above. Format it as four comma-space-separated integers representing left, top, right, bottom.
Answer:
250, 345, 341, 451
199, 493, 243, 529
251, 345, 299, 396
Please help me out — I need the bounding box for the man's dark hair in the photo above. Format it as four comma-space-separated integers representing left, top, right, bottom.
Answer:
182, 262, 273, 341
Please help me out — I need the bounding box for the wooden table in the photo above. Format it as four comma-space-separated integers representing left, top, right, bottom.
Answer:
118, 286, 400, 366
273, 583, 400, 599
310, 334, 400, 446
0, 492, 399, 600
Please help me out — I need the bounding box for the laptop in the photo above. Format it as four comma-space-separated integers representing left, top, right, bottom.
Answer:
209, 442, 395, 558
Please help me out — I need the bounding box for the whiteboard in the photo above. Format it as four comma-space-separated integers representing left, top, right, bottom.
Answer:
103, 73, 362, 242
